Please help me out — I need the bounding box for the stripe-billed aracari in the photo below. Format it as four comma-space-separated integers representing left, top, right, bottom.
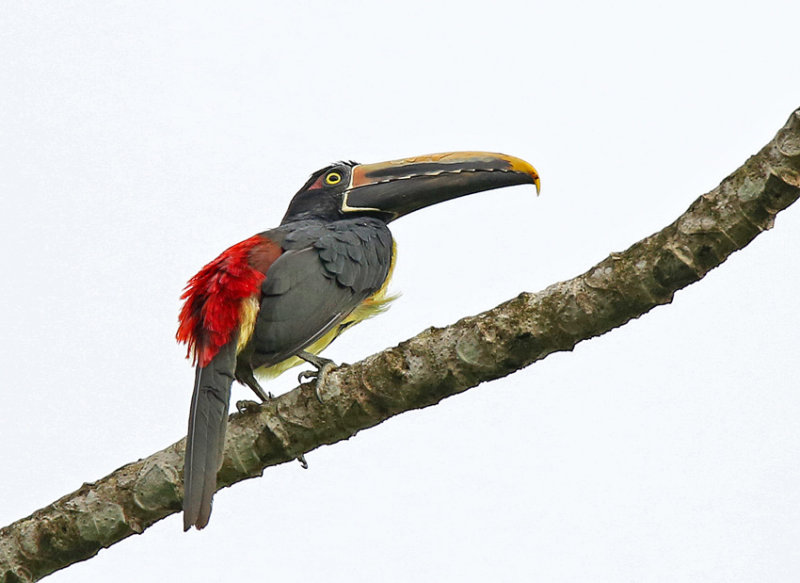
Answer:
177, 151, 540, 530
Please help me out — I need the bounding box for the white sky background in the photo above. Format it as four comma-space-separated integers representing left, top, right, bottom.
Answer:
2, 1, 799, 581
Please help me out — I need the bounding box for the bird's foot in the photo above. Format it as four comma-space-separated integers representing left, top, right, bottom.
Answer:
296, 454, 309, 469
243, 375, 273, 402
296, 351, 337, 402
235, 399, 262, 414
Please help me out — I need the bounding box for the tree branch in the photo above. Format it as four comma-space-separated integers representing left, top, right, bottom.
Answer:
2, 108, 799, 582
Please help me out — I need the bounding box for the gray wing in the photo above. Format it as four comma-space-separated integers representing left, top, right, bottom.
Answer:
249, 220, 393, 368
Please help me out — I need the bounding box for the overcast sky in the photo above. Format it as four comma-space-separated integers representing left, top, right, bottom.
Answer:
2, 2, 800, 581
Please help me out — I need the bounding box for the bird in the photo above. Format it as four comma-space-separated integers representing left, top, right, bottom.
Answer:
177, 151, 540, 530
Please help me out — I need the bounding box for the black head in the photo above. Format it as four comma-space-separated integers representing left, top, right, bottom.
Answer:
281, 161, 359, 224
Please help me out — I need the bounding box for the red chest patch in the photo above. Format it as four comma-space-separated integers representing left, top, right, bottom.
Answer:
176, 234, 281, 367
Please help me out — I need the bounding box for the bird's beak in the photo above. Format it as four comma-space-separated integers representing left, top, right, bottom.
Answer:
342, 151, 540, 220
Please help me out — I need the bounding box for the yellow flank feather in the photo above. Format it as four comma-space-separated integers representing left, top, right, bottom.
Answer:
236, 295, 261, 354
255, 241, 398, 379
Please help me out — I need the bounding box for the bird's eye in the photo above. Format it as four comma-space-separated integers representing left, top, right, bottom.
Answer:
325, 171, 342, 185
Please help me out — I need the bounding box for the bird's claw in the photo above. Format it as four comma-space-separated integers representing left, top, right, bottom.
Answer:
296, 454, 309, 469
297, 369, 317, 384
297, 365, 334, 402
235, 399, 261, 414
296, 351, 337, 403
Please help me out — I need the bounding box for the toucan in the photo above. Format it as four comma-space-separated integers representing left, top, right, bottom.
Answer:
177, 151, 540, 530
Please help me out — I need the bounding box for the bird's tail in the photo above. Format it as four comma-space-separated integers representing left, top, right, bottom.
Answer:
183, 340, 237, 530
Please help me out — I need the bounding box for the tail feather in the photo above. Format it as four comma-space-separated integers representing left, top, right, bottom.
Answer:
183, 340, 237, 530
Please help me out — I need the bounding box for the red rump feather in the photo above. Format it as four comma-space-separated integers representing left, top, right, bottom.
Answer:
177, 235, 280, 367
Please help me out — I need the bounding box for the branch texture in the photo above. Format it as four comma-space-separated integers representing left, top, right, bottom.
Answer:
2, 108, 799, 582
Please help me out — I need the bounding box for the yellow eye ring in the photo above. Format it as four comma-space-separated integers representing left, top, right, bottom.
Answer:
325, 171, 342, 185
